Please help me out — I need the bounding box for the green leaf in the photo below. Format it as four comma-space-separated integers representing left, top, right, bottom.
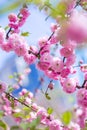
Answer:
0, 120, 8, 130
50, 2, 67, 19
4, 26, 9, 30
0, 111, 4, 118
61, 111, 72, 125
47, 107, 53, 115
8, 75, 14, 79
8, 87, 14, 93
21, 32, 30, 37
10, 126, 22, 130
45, 93, 51, 100
13, 112, 24, 118
82, 2, 87, 10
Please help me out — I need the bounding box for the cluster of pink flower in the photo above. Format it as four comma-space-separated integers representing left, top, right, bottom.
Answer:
0, 85, 82, 130
0, 0, 87, 129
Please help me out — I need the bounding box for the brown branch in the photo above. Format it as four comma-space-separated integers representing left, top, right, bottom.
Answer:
5, 92, 37, 112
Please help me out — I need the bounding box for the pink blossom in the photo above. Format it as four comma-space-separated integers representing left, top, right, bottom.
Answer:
32, 103, 38, 111
8, 33, 26, 46
9, 23, 18, 29
1, 42, 14, 52
80, 64, 87, 72
45, 69, 60, 80
67, 10, 87, 43
37, 108, 48, 121
25, 97, 31, 105
38, 36, 48, 47
61, 40, 77, 49
19, 88, 28, 96
50, 23, 58, 32
14, 44, 27, 56
3, 105, 12, 115
20, 8, 30, 18
40, 53, 52, 63
60, 47, 73, 58
49, 119, 62, 130
77, 88, 87, 108
48, 82, 54, 90
69, 122, 80, 130
0, 81, 7, 93
51, 57, 64, 72
28, 92, 33, 99
37, 61, 50, 71
65, 54, 76, 67
49, 35, 58, 44
62, 78, 76, 93
18, 18, 26, 27
40, 44, 50, 55
24, 53, 36, 64
61, 68, 70, 78
8, 13, 18, 22
84, 73, 87, 80
29, 45, 38, 54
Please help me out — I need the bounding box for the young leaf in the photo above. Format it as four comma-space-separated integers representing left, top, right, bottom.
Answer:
8, 75, 14, 79
0, 120, 8, 130
61, 111, 72, 125
47, 107, 53, 115
21, 32, 30, 37
0, 111, 4, 118
10, 126, 22, 130
45, 93, 51, 100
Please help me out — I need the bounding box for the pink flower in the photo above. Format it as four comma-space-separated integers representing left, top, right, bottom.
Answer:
37, 108, 48, 122
0, 81, 7, 93
45, 69, 60, 80
8, 13, 18, 22
18, 18, 26, 27
3, 105, 12, 115
9, 23, 18, 29
62, 78, 76, 93
19, 88, 28, 96
49, 119, 62, 130
25, 97, 32, 105
24, 53, 36, 64
77, 88, 87, 108
49, 35, 58, 44
60, 47, 73, 58
14, 44, 27, 56
61, 40, 77, 49
40, 44, 50, 55
61, 68, 70, 78
51, 57, 64, 72
48, 82, 54, 90
8, 33, 26, 46
37, 61, 50, 71
65, 54, 76, 67
40, 53, 52, 63
38, 37, 48, 47
80, 64, 87, 72
67, 10, 87, 43
50, 23, 58, 32
1, 42, 14, 52
20, 8, 30, 18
